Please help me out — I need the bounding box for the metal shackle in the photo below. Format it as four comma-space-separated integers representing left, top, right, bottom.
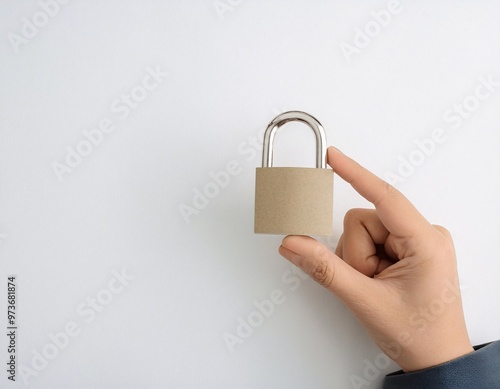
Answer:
261, 111, 327, 169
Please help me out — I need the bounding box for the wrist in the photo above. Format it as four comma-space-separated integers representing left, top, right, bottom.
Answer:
400, 342, 474, 373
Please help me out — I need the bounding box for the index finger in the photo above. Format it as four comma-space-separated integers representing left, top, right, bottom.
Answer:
327, 147, 431, 238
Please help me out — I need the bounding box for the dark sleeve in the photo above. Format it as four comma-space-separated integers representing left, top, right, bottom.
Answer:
383, 341, 500, 389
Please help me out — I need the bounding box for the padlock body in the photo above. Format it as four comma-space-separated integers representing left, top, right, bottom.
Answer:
254, 167, 333, 235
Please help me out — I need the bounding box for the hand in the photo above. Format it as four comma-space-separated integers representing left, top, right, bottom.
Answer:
279, 147, 474, 372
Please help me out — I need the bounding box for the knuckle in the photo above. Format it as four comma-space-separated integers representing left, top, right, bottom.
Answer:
384, 181, 397, 196
431, 225, 456, 256
375, 182, 398, 206
311, 259, 335, 287
433, 224, 452, 239
343, 208, 365, 226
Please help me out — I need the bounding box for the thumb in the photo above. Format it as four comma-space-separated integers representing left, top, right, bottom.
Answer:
279, 235, 374, 305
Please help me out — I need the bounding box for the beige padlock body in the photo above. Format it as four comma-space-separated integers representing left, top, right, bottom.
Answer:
254, 167, 333, 235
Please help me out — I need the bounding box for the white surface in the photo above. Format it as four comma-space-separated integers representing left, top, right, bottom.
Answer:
1, 1, 500, 388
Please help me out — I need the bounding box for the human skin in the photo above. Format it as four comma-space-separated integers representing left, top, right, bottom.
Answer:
278, 147, 474, 372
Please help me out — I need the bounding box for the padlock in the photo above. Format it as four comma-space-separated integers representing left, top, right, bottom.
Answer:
254, 111, 333, 235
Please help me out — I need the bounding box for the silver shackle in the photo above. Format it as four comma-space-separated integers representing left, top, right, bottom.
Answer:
261, 111, 327, 169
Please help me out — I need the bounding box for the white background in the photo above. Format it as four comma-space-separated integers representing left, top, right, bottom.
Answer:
1, 1, 500, 388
